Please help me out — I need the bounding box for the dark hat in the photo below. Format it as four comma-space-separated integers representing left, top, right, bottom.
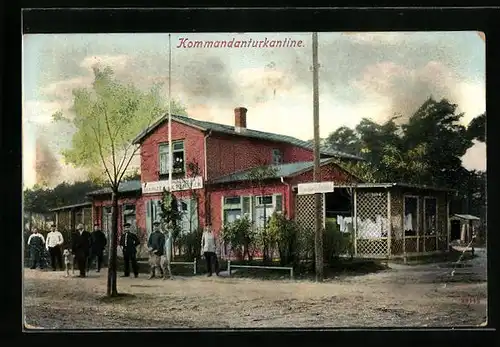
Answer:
124, 223, 131, 227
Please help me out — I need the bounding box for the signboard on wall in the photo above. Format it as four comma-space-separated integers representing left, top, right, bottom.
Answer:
297, 181, 335, 195
142, 176, 203, 194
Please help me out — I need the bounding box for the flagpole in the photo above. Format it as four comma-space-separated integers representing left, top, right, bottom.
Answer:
168, 33, 173, 191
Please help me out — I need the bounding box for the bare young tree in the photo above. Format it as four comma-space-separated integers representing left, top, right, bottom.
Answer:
52, 66, 186, 296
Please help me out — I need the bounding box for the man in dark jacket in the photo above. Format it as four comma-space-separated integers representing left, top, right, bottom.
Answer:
88, 223, 107, 272
27, 228, 46, 269
119, 223, 140, 278
72, 223, 92, 277
147, 220, 165, 279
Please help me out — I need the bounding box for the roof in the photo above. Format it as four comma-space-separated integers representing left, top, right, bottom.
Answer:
49, 202, 92, 212
87, 180, 142, 197
132, 114, 363, 161
211, 158, 335, 184
450, 214, 480, 221
291, 182, 456, 192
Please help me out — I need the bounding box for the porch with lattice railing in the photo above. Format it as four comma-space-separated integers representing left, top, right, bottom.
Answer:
294, 186, 449, 259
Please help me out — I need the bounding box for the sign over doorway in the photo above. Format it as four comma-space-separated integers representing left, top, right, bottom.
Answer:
297, 181, 335, 195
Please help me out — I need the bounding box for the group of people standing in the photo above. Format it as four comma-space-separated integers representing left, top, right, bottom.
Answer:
27, 220, 223, 278
26, 223, 107, 278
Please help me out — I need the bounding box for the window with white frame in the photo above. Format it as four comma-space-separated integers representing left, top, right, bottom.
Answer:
158, 140, 185, 175
222, 194, 283, 228
255, 194, 282, 228
272, 149, 283, 165
222, 196, 244, 225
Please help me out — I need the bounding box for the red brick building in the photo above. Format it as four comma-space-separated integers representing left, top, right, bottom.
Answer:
88, 107, 362, 240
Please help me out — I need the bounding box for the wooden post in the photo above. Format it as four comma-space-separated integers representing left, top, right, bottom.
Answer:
312, 31, 323, 282
82, 208, 85, 230
387, 190, 392, 259
353, 189, 357, 257
446, 196, 450, 250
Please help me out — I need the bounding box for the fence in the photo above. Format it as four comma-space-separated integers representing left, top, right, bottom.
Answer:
226, 260, 294, 279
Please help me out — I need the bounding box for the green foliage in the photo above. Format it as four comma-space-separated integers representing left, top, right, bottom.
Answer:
24, 180, 101, 213
158, 189, 182, 237
324, 97, 482, 190
267, 212, 300, 266
52, 66, 187, 185
467, 113, 485, 142
221, 216, 255, 261
323, 219, 353, 264
177, 227, 203, 261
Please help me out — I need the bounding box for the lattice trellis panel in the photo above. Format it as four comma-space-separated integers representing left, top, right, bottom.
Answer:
295, 193, 324, 259
437, 193, 448, 251
390, 191, 404, 256
355, 191, 389, 256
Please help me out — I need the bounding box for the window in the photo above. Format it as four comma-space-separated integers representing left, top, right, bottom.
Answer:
255, 195, 282, 228
122, 204, 136, 229
404, 196, 418, 236
223, 196, 243, 224
222, 194, 283, 227
272, 149, 283, 165
424, 197, 437, 236
159, 140, 185, 175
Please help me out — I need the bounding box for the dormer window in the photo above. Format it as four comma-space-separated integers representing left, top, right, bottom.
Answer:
159, 140, 185, 175
272, 148, 283, 165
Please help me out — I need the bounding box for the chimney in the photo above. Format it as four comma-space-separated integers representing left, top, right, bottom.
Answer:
234, 107, 247, 132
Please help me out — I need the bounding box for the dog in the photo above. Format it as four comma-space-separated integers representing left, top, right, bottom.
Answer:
62, 249, 75, 277
148, 249, 173, 280
159, 254, 173, 280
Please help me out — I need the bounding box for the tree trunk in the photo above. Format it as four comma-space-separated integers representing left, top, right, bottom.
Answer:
107, 190, 119, 297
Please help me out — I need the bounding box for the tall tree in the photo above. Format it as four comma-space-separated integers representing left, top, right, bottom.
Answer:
325, 126, 362, 156
401, 98, 473, 188
467, 113, 486, 142
52, 66, 186, 297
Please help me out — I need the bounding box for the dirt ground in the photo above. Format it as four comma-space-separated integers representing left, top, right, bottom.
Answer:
23, 252, 487, 329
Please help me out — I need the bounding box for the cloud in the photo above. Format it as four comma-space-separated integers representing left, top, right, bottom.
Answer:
23, 100, 71, 125
351, 60, 485, 123
461, 141, 486, 171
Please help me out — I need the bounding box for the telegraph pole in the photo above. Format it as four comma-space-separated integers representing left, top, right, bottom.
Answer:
312, 32, 323, 282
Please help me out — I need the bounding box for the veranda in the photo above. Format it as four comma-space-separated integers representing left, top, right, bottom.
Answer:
294, 183, 453, 259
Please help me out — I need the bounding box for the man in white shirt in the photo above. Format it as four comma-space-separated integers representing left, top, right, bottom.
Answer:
27, 228, 46, 269
201, 225, 219, 276
46, 224, 64, 271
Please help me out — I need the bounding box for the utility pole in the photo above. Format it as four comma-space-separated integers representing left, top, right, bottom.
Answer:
312, 32, 323, 282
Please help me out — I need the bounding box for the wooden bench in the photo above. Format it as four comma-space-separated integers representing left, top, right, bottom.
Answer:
226, 260, 294, 279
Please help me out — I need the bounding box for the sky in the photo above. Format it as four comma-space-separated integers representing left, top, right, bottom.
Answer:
22, 32, 486, 188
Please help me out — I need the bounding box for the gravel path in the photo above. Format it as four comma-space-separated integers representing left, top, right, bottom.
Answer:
23, 254, 487, 329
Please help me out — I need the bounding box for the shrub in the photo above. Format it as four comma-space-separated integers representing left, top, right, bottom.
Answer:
178, 227, 203, 261
221, 216, 255, 261
323, 219, 353, 264
268, 212, 300, 266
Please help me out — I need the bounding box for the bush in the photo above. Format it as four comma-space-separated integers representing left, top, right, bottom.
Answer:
323, 219, 353, 264
221, 217, 255, 261
268, 213, 300, 266
177, 227, 203, 261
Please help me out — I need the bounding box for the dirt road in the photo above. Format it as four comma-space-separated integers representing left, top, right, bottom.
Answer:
23, 254, 487, 329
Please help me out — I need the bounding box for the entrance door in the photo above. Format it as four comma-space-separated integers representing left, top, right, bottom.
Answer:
450, 220, 461, 241
178, 198, 198, 235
